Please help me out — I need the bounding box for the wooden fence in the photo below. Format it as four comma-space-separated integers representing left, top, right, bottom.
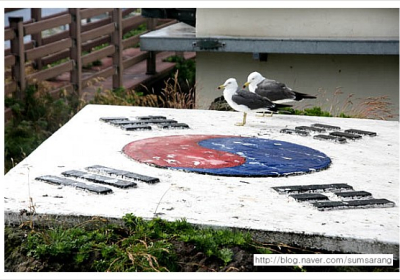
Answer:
4, 8, 176, 119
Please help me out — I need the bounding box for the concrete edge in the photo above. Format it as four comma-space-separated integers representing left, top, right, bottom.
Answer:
5, 211, 398, 260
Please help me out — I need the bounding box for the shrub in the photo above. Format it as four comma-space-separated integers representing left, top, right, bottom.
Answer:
4, 84, 84, 173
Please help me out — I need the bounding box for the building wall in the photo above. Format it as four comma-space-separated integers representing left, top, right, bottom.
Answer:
195, 9, 399, 119
196, 52, 399, 118
196, 9, 399, 39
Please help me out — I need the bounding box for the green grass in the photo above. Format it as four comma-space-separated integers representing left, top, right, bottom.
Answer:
123, 23, 147, 47
10, 214, 397, 272
42, 57, 71, 70
20, 214, 264, 272
123, 23, 147, 40
282, 106, 343, 117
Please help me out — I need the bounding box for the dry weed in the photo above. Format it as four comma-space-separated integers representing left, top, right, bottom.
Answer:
316, 87, 397, 120
142, 70, 196, 109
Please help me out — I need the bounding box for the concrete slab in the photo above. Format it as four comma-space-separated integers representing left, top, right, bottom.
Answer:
3, 105, 399, 257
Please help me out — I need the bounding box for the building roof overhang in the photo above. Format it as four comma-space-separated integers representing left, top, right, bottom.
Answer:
140, 22, 399, 55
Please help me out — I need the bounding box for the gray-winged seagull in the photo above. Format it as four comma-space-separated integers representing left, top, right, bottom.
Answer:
244, 72, 316, 104
217, 78, 290, 126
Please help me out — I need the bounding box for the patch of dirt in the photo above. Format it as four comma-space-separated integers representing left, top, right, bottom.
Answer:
171, 240, 298, 272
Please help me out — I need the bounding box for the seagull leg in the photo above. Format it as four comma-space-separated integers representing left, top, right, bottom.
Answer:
256, 111, 274, 117
235, 112, 247, 126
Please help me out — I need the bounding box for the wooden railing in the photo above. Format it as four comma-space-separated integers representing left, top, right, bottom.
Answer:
4, 8, 176, 106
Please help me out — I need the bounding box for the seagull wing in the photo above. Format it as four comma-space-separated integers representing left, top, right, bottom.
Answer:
232, 89, 276, 110
255, 79, 296, 102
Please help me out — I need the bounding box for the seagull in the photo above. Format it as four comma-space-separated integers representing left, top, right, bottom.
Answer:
243, 72, 316, 104
217, 78, 290, 126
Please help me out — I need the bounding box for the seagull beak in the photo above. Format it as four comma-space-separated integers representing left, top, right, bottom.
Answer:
243, 82, 250, 89
217, 84, 225, 90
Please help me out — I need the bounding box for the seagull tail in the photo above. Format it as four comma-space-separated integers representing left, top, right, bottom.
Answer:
294, 91, 317, 101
